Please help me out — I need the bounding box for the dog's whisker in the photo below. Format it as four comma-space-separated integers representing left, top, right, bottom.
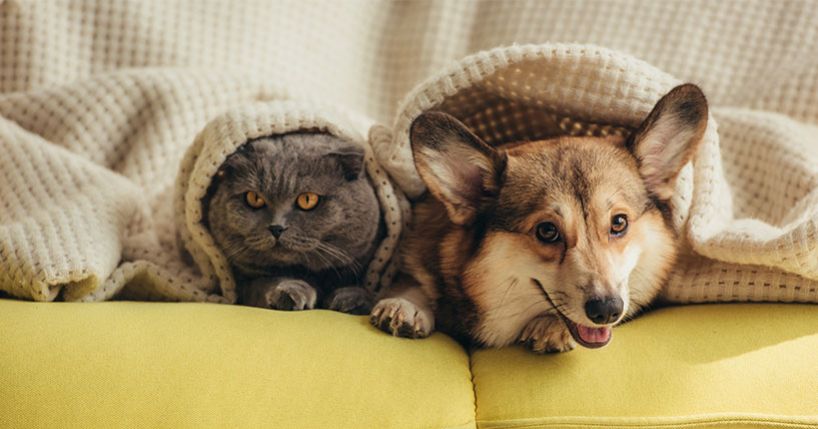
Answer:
494, 277, 519, 310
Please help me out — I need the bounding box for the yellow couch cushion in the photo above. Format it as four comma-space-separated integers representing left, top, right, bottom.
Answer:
471, 304, 818, 429
0, 299, 475, 429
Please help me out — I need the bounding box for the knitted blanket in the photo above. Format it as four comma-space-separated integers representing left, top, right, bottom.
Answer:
1, 0, 817, 304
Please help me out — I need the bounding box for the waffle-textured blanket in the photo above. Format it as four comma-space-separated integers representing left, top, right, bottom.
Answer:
1, 0, 817, 304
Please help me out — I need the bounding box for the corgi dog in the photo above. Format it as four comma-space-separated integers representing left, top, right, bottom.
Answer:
370, 84, 708, 352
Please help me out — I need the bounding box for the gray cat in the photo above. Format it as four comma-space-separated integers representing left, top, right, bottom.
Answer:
205, 133, 382, 314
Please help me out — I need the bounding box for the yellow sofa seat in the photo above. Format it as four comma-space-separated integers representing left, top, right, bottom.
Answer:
472, 304, 818, 429
2, 300, 818, 428
0, 300, 475, 429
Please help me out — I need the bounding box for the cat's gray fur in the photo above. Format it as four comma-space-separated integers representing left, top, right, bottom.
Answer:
205, 133, 382, 314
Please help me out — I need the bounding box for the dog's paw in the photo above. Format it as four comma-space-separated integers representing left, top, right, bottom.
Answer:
369, 297, 433, 338
326, 286, 373, 315
519, 314, 575, 353
266, 280, 317, 311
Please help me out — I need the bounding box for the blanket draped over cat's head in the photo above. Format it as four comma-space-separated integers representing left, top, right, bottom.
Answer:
174, 101, 407, 303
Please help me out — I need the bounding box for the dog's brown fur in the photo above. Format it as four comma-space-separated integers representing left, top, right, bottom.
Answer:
371, 84, 708, 352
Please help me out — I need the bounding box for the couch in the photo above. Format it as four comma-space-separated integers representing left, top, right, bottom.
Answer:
3, 299, 817, 428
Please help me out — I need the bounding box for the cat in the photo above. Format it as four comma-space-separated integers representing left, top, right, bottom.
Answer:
205, 133, 382, 315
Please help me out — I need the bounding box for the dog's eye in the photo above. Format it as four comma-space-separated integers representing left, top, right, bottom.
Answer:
611, 214, 628, 236
245, 191, 266, 209
536, 222, 561, 243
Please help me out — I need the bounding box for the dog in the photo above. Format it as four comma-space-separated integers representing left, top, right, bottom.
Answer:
370, 84, 708, 352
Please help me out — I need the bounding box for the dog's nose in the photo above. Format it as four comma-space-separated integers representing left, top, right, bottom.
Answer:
584, 296, 624, 325
268, 224, 287, 238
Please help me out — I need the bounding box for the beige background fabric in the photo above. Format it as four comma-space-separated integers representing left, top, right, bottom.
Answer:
1, 0, 817, 303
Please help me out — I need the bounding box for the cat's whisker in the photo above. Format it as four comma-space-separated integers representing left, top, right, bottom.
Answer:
318, 249, 350, 284
244, 235, 272, 248
310, 250, 335, 274
318, 247, 350, 268
324, 242, 359, 269
222, 240, 251, 262
319, 243, 350, 265
316, 242, 361, 275
316, 242, 361, 282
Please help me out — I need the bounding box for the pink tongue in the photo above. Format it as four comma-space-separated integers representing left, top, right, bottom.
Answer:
577, 325, 612, 344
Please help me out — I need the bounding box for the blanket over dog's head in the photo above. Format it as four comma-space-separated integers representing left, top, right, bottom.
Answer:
376, 43, 722, 239
174, 101, 406, 303
372, 42, 818, 304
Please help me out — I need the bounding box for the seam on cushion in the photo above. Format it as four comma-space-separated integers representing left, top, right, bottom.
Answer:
443, 422, 479, 429
440, 349, 478, 429
469, 348, 479, 427
475, 415, 818, 429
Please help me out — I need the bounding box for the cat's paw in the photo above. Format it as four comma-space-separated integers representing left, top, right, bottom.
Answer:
326, 286, 373, 315
267, 280, 317, 311
369, 297, 433, 338
519, 313, 575, 353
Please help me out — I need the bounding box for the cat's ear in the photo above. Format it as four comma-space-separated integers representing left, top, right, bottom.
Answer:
626, 84, 708, 200
329, 144, 366, 181
216, 141, 258, 180
214, 159, 239, 181
410, 111, 506, 226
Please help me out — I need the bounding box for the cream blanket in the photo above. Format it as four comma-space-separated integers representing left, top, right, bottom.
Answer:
1, 0, 817, 304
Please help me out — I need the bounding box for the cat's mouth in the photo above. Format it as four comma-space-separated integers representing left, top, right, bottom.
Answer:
275, 236, 319, 253
241, 234, 351, 271
238, 235, 316, 264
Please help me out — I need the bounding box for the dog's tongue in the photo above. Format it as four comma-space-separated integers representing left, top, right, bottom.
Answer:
577, 325, 612, 345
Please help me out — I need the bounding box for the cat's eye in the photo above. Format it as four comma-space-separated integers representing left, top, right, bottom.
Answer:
296, 192, 321, 211
611, 214, 628, 236
245, 191, 266, 209
536, 222, 561, 243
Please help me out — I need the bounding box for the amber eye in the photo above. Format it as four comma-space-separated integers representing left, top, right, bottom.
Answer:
536, 222, 561, 243
296, 192, 321, 211
245, 191, 266, 209
611, 214, 628, 236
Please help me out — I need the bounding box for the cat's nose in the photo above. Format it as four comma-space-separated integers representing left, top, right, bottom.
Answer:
268, 224, 287, 238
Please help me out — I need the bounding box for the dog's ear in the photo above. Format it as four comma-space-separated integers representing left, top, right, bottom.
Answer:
411, 111, 506, 225
627, 84, 708, 200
